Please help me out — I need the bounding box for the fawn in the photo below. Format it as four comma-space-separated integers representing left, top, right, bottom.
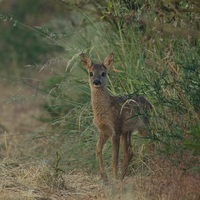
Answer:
80, 53, 152, 180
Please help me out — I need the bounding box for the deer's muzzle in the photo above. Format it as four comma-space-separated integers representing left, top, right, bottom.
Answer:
93, 80, 101, 86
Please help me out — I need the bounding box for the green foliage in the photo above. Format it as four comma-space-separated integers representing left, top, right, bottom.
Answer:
0, 0, 64, 74
0, 24, 52, 70
184, 124, 200, 155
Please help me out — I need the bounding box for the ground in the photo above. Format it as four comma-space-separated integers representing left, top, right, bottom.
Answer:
0, 81, 200, 200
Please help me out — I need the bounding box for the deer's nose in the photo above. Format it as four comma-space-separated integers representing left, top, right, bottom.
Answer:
93, 79, 101, 85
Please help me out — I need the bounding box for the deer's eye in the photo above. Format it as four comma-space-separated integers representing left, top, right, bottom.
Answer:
101, 72, 106, 77
89, 72, 93, 77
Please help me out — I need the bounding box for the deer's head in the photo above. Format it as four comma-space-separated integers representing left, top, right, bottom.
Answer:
80, 53, 114, 89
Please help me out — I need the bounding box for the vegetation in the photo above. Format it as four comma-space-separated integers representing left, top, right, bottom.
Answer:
40, 0, 200, 169
0, 0, 200, 199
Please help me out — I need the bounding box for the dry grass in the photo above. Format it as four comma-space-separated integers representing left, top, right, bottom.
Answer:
128, 155, 200, 200
1, 131, 199, 200
0, 158, 105, 200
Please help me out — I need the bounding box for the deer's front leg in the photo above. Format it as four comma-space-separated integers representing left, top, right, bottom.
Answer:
96, 134, 110, 180
112, 133, 120, 179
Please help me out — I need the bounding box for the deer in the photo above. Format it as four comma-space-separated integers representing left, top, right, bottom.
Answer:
80, 52, 152, 180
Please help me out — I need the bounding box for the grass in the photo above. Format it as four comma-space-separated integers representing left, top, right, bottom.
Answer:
0, 159, 104, 200
0, 0, 200, 199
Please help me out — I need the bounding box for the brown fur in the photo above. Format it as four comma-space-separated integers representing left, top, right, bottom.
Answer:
80, 53, 152, 180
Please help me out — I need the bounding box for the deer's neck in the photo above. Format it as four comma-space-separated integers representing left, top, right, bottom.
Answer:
90, 87, 111, 115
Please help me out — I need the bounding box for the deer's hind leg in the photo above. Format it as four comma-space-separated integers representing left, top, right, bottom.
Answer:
112, 133, 120, 179
96, 134, 110, 180
127, 131, 134, 161
121, 131, 133, 179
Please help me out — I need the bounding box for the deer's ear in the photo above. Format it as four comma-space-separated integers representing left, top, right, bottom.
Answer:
103, 53, 114, 69
80, 53, 92, 69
